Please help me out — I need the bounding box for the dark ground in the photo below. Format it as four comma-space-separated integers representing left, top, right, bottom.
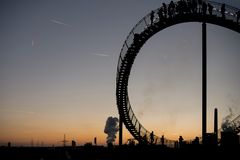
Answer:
0, 144, 239, 160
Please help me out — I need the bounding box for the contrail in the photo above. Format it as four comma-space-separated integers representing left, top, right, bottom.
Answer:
11, 110, 35, 114
1, 108, 36, 115
50, 19, 71, 27
92, 53, 110, 57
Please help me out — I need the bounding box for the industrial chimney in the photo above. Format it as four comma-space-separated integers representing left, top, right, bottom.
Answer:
214, 108, 218, 139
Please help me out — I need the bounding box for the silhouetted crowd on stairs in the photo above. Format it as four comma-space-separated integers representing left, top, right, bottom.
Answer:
149, 0, 240, 24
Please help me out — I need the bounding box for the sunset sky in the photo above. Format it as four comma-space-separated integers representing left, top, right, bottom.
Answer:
1, 0, 240, 146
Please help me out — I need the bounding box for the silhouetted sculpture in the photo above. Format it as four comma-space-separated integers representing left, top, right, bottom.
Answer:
150, 131, 154, 144
117, 0, 240, 147
208, 3, 213, 15
221, 4, 226, 19
160, 135, 165, 146
150, 11, 154, 25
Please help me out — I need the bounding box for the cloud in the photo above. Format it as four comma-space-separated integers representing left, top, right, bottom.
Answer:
92, 53, 110, 57
50, 19, 71, 27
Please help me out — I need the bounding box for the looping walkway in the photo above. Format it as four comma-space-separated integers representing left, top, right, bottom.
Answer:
116, 1, 240, 146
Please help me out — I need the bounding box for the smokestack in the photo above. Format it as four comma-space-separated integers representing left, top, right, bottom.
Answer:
214, 108, 218, 138
94, 137, 97, 145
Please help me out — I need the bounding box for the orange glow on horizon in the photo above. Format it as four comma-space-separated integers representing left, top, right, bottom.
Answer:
0, 125, 202, 146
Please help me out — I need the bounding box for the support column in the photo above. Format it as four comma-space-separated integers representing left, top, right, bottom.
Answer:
119, 115, 123, 146
202, 22, 207, 145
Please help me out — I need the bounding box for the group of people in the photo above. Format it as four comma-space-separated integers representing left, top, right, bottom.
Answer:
146, 131, 186, 146
142, 131, 157, 144
148, 0, 240, 25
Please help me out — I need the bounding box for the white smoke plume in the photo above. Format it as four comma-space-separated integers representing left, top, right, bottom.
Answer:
221, 119, 235, 132
221, 108, 236, 132
104, 117, 119, 144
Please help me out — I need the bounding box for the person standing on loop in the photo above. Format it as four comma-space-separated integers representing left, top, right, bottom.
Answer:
162, 3, 167, 18
150, 10, 155, 25
221, 3, 226, 19
157, 7, 164, 22
208, 3, 213, 15
236, 11, 240, 23
202, 1, 207, 15
198, 0, 203, 13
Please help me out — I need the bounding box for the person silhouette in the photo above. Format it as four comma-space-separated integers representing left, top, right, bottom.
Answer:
193, 136, 199, 145
150, 11, 155, 25
157, 7, 165, 22
237, 11, 240, 23
150, 131, 154, 144
179, 136, 184, 148
208, 3, 213, 15
221, 3, 226, 19
168, 1, 175, 18
162, 3, 167, 18
198, 0, 203, 13
191, 0, 198, 13
160, 135, 165, 146
202, 1, 207, 15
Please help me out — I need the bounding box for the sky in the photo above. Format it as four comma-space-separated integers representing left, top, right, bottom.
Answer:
0, 0, 240, 146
